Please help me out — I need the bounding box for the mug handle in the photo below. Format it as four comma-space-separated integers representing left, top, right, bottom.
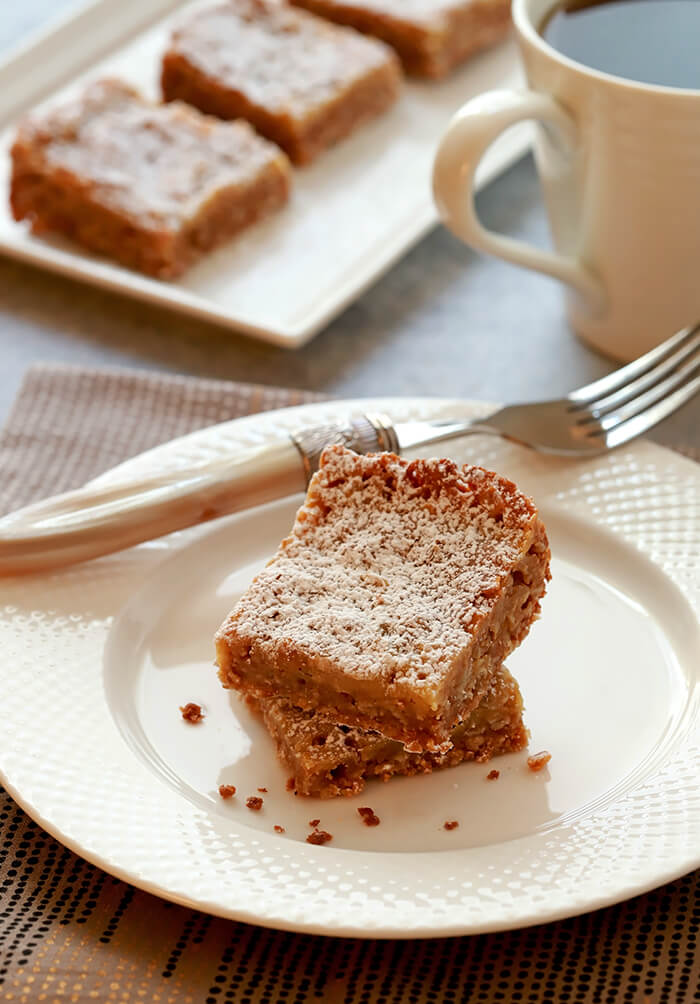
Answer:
432, 89, 605, 311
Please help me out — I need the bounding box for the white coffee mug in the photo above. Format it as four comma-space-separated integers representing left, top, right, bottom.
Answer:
433, 0, 700, 361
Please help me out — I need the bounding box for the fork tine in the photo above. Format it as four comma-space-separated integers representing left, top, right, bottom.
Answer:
570, 326, 700, 417
583, 371, 700, 450
567, 322, 700, 406
579, 355, 699, 431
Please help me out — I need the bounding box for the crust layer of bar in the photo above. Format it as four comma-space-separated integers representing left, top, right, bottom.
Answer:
290, 0, 511, 78
161, 0, 402, 164
215, 445, 550, 751
10, 78, 291, 278
256, 665, 527, 798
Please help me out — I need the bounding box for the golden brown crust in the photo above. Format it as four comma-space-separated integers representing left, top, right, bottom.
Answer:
161, 0, 402, 164
10, 78, 291, 277
290, 0, 511, 78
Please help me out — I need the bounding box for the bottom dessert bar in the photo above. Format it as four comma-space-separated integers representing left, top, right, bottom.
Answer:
255, 666, 527, 799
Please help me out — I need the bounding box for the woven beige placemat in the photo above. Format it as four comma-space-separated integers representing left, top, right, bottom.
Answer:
0, 364, 698, 1004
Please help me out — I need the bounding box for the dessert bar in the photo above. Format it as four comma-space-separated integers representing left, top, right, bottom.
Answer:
290, 0, 511, 78
256, 665, 527, 798
10, 79, 291, 278
216, 445, 550, 751
161, 0, 402, 165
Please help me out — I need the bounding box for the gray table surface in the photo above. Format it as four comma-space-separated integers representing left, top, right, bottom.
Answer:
1, 1, 697, 453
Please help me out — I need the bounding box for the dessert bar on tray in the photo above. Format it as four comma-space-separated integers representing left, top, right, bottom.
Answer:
290, 0, 512, 78
10, 79, 291, 278
161, 0, 402, 165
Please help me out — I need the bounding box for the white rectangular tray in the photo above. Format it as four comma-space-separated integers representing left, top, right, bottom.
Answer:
0, 0, 529, 347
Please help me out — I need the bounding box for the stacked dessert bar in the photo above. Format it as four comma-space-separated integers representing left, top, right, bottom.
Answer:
215, 445, 551, 798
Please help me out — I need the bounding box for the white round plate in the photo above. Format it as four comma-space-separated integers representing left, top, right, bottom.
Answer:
1, 398, 699, 938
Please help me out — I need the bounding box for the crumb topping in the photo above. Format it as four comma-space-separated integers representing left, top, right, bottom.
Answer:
246, 796, 264, 810
309, 818, 321, 827
180, 702, 204, 723
306, 828, 333, 845
219, 446, 541, 692
358, 806, 380, 826
527, 751, 551, 773
218, 784, 236, 799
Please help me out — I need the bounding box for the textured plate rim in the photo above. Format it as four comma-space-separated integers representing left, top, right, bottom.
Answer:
1, 396, 698, 939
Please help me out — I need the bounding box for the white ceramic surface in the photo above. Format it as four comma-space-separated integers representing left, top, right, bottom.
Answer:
433, 0, 700, 362
0, 0, 529, 348
0, 397, 698, 937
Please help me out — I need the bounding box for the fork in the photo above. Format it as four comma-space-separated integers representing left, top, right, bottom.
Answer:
0, 323, 697, 575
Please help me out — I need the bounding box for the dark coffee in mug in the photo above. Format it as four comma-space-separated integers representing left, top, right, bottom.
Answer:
540, 0, 700, 89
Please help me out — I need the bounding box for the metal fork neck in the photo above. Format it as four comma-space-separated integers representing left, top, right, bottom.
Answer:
393, 418, 498, 451
290, 413, 501, 483
290, 413, 400, 484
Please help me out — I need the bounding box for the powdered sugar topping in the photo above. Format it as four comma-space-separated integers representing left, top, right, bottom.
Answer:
222, 447, 537, 690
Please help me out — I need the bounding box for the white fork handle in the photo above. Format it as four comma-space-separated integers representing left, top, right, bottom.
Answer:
0, 439, 306, 576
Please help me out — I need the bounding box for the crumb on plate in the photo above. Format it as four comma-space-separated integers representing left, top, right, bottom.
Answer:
358, 806, 380, 827
306, 828, 333, 845
218, 784, 236, 799
180, 702, 204, 723
527, 751, 551, 773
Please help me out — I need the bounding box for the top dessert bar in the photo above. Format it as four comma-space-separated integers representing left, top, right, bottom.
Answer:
9, 79, 291, 279
290, 0, 512, 78
161, 0, 402, 165
216, 445, 550, 752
